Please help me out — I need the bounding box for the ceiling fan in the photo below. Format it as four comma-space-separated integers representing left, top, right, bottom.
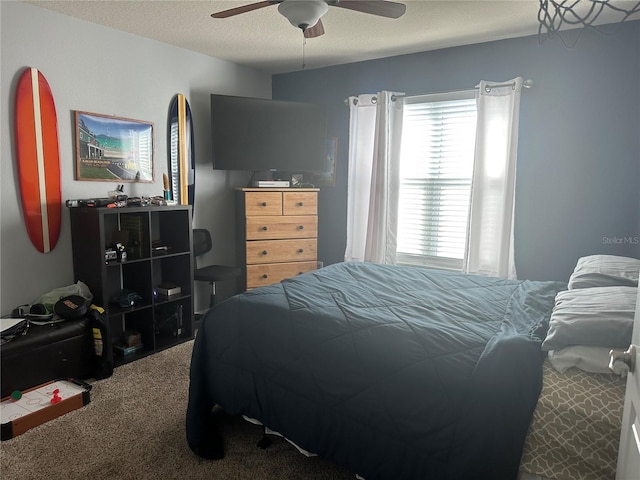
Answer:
211, 0, 407, 38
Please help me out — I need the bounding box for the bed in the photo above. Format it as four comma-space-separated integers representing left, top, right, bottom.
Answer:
186, 256, 638, 480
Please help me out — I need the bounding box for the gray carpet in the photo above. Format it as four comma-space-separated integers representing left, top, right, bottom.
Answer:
0, 340, 355, 479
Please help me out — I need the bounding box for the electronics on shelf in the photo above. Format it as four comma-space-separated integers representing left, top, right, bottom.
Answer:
253, 180, 291, 188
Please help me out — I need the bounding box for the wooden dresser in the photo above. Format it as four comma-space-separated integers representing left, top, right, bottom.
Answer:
236, 188, 319, 290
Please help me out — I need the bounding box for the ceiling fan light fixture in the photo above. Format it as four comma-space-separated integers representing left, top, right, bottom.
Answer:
278, 0, 329, 31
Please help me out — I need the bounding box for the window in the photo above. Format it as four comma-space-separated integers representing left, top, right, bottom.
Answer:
396, 91, 477, 270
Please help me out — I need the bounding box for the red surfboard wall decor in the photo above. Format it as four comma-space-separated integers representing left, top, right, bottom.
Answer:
14, 67, 62, 254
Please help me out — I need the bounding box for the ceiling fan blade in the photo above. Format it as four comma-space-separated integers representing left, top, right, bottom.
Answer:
211, 1, 280, 19
333, 0, 406, 19
304, 19, 325, 38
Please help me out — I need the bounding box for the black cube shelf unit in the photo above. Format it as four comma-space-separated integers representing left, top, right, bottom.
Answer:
69, 205, 194, 366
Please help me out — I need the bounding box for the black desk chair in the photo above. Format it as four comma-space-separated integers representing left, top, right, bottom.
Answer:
193, 229, 241, 308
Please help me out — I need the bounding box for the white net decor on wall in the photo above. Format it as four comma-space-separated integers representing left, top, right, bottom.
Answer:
538, 0, 640, 46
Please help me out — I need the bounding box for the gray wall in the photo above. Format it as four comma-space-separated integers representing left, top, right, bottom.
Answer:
1, 1, 268, 313
273, 22, 640, 282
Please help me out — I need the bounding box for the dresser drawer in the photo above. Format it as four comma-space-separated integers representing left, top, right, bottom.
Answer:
283, 191, 317, 215
245, 192, 282, 216
246, 239, 317, 264
245, 216, 317, 240
246, 261, 317, 289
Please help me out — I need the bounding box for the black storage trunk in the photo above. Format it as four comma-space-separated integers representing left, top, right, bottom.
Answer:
1, 319, 93, 397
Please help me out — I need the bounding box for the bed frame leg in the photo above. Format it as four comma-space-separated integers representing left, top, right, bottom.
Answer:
256, 427, 272, 449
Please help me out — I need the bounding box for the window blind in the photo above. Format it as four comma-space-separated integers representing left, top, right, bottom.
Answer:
397, 92, 477, 270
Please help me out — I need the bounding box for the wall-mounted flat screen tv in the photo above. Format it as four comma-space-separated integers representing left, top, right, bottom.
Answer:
211, 94, 327, 173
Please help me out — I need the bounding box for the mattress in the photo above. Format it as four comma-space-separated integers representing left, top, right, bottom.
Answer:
520, 360, 626, 480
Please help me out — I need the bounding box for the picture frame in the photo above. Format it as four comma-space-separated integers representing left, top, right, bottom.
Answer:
74, 111, 154, 182
308, 137, 338, 187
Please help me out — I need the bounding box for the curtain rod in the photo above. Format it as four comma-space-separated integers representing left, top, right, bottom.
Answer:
344, 79, 533, 105
476, 78, 533, 91
345, 93, 404, 106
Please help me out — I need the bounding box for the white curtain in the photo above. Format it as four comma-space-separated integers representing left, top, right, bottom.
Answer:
345, 92, 403, 263
464, 77, 524, 279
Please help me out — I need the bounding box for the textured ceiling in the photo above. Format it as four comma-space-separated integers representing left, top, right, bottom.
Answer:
23, 1, 640, 74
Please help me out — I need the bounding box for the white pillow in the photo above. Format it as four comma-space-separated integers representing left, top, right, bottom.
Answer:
548, 346, 627, 375
568, 254, 640, 289
541, 286, 637, 351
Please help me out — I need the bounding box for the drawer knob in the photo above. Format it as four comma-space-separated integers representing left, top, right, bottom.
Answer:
262, 226, 268, 231
297, 202, 304, 207
262, 250, 268, 256
262, 274, 268, 279
297, 248, 304, 254
297, 225, 304, 230
261, 202, 267, 207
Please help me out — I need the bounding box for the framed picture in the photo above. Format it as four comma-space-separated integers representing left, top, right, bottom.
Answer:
308, 137, 338, 187
74, 111, 154, 182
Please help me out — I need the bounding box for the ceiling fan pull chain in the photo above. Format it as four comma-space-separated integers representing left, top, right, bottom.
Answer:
302, 35, 307, 69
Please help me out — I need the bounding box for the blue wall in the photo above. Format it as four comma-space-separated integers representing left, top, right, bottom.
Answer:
273, 22, 640, 282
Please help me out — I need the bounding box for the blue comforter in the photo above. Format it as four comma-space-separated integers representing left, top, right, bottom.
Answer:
186, 262, 564, 480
